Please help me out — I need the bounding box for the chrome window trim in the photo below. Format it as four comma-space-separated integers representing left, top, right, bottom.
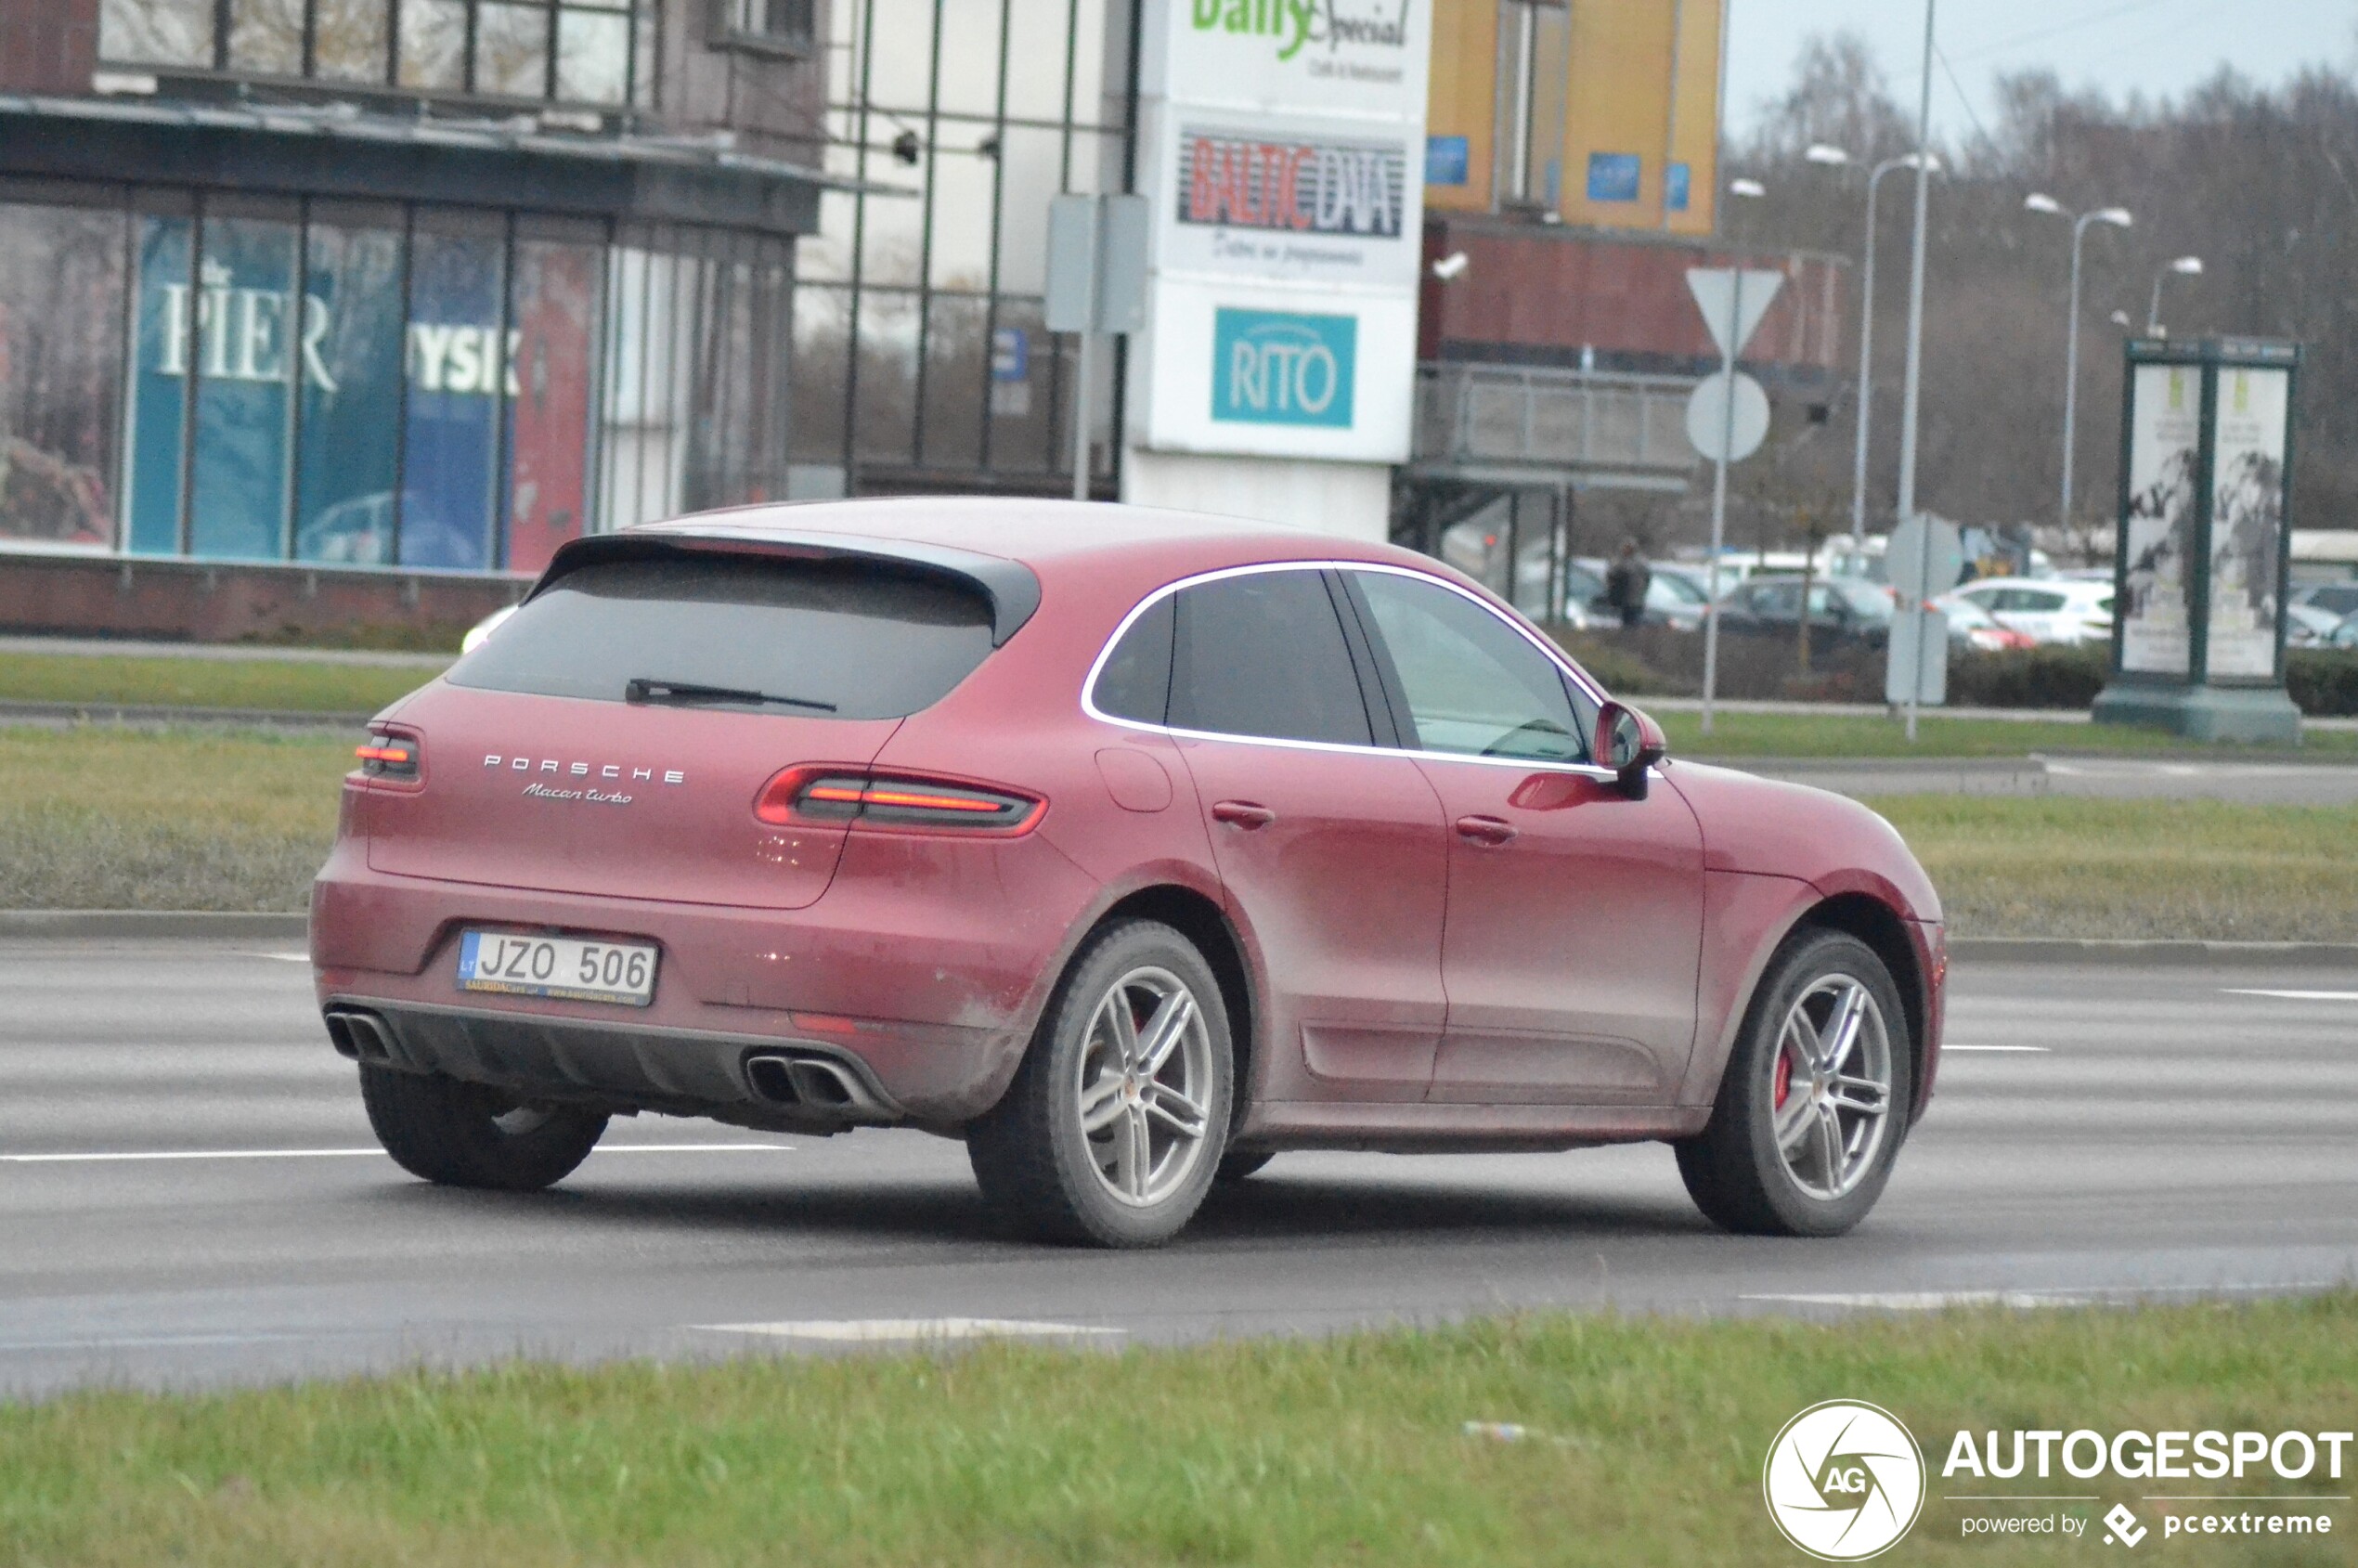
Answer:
1080, 559, 1624, 783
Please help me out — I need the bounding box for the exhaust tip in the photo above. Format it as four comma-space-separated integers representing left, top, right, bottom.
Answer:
743, 1050, 896, 1121
324, 1008, 395, 1064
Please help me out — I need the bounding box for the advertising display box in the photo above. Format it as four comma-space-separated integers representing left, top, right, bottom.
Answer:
1126, 0, 1432, 472
2093, 337, 2304, 743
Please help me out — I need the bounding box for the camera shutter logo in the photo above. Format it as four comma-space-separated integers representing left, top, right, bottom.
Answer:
1763, 1401, 1926, 1561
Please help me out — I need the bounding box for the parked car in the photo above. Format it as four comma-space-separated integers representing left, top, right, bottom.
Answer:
2290, 582, 2358, 622
1942, 596, 2037, 653
1712, 574, 1898, 652
2331, 610, 2358, 649
316, 499, 1945, 1247
1938, 577, 2114, 646
2287, 603, 2346, 648
1563, 557, 1707, 630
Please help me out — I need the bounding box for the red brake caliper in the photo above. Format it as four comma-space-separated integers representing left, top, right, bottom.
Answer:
1773, 1048, 1793, 1110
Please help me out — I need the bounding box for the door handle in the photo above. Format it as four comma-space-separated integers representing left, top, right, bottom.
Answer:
1211, 799, 1276, 830
1454, 814, 1517, 846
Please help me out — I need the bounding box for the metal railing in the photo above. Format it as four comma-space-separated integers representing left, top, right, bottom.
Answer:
1413, 362, 1701, 480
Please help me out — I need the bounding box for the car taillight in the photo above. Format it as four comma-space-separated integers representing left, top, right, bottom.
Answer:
355, 730, 421, 784
754, 765, 1043, 834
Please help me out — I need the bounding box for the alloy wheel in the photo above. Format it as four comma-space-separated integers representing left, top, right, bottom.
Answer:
1073, 965, 1214, 1207
1768, 974, 1895, 1201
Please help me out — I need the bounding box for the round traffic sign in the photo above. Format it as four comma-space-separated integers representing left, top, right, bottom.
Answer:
1885, 514, 1965, 600
1686, 371, 1771, 462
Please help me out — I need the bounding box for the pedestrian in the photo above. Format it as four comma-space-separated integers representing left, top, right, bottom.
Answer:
1604, 538, 1652, 629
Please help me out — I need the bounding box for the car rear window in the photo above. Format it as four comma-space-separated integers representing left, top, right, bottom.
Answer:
446, 554, 996, 719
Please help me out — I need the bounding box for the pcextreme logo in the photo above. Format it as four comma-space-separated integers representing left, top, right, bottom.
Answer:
1764, 1401, 1928, 1561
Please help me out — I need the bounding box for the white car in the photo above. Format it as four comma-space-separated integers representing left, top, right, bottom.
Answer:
1937, 577, 2115, 646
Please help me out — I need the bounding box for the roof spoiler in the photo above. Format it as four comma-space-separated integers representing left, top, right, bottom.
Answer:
532, 530, 1043, 646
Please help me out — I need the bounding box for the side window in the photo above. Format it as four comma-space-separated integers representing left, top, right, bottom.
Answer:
1169, 570, 1374, 745
1091, 594, 1175, 724
1348, 570, 1587, 765
2024, 590, 2068, 613
1752, 581, 1802, 618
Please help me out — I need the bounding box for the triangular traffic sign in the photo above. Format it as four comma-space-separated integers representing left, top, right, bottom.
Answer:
1685, 268, 1785, 359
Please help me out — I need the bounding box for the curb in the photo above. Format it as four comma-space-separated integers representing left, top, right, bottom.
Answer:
0, 700, 369, 730
1949, 938, 2358, 968
0, 911, 308, 940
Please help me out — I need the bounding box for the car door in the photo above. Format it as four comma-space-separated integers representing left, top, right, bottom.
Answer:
1339, 568, 1706, 1105
1160, 566, 1452, 1103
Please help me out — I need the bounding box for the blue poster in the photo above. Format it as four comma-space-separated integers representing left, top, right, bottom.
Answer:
1425, 135, 1470, 188
399, 227, 506, 570
295, 223, 405, 565
189, 215, 297, 561
123, 215, 191, 556
1587, 152, 1642, 203
1211, 308, 1355, 430
1666, 162, 1691, 213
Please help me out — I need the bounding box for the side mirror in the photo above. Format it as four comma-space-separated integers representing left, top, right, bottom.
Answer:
1596, 701, 1667, 800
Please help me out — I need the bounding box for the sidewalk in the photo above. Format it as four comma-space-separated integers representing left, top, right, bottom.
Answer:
0, 635, 450, 670
1641, 694, 2358, 733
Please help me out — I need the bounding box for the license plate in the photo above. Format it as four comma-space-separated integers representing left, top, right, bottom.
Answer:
457, 930, 657, 1006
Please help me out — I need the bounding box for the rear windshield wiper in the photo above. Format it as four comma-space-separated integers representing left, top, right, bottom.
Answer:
624, 678, 838, 713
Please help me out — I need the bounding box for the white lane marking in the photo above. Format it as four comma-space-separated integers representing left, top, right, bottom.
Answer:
696, 1318, 1123, 1342
1942, 1045, 2052, 1054
2225, 989, 2358, 1002
1745, 1290, 2095, 1311
1746, 1283, 2335, 1312
248, 952, 312, 963
0, 1143, 793, 1163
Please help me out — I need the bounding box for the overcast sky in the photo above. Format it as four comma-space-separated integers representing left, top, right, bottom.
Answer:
1723, 0, 2356, 141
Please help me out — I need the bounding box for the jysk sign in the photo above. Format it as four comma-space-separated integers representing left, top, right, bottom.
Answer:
1211, 309, 1355, 428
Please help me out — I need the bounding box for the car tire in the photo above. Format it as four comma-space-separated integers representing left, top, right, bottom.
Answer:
359, 1063, 608, 1193
1213, 1151, 1274, 1185
1675, 928, 1913, 1238
966, 920, 1233, 1248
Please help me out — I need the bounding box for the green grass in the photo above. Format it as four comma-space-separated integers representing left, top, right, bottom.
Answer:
0, 654, 436, 716
2, 1299, 2352, 1566
0, 728, 349, 911
1869, 795, 2358, 941
1661, 708, 2358, 759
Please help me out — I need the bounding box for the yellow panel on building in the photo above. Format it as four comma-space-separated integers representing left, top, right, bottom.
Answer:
1424, 0, 1718, 237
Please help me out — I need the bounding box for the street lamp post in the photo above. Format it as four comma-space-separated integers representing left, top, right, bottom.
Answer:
1850, 152, 1938, 540
2024, 193, 2131, 535
2147, 255, 2203, 335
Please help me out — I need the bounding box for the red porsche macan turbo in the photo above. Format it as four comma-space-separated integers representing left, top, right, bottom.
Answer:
312, 498, 1945, 1247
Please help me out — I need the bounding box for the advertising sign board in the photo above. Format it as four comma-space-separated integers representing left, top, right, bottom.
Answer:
2204, 366, 2290, 679
1131, 0, 1431, 462
2118, 363, 2199, 676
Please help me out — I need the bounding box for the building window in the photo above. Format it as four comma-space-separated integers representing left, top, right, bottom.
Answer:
99, 0, 641, 109
711, 0, 812, 54
0, 194, 125, 551
1494, 0, 1567, 212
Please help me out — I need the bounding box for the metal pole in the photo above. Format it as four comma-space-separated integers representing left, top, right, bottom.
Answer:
1700, 271, 1741, 738
2146, 271, 2165, 336
1896, 0, 1935, 743
1848, 160, 1898, 540
2062, 214, 2087, 535
1070, 330, 1093, 501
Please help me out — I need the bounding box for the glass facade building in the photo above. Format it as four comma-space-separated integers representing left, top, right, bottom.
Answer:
0, 181, 793, 569
790, 0, 1132, 494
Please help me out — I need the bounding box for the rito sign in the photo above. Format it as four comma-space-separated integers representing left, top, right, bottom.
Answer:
1211, 308, 1355, 428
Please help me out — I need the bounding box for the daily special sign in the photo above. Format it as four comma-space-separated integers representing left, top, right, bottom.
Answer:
1128, 0, 1431, 462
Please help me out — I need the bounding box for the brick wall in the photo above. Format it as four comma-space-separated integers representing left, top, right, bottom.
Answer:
0, 0, 99, 94
0, 554, 527, 644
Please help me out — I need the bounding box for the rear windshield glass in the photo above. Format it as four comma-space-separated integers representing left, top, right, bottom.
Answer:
447, 554, 996, 719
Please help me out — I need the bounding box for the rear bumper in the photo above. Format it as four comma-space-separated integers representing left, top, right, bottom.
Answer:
322, 996, 904, 1134
309, 830, 1101, 1125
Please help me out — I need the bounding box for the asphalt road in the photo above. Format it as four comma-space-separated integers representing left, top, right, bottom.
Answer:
1740, 755, 2358, 806
3, 940, 2354, 1398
